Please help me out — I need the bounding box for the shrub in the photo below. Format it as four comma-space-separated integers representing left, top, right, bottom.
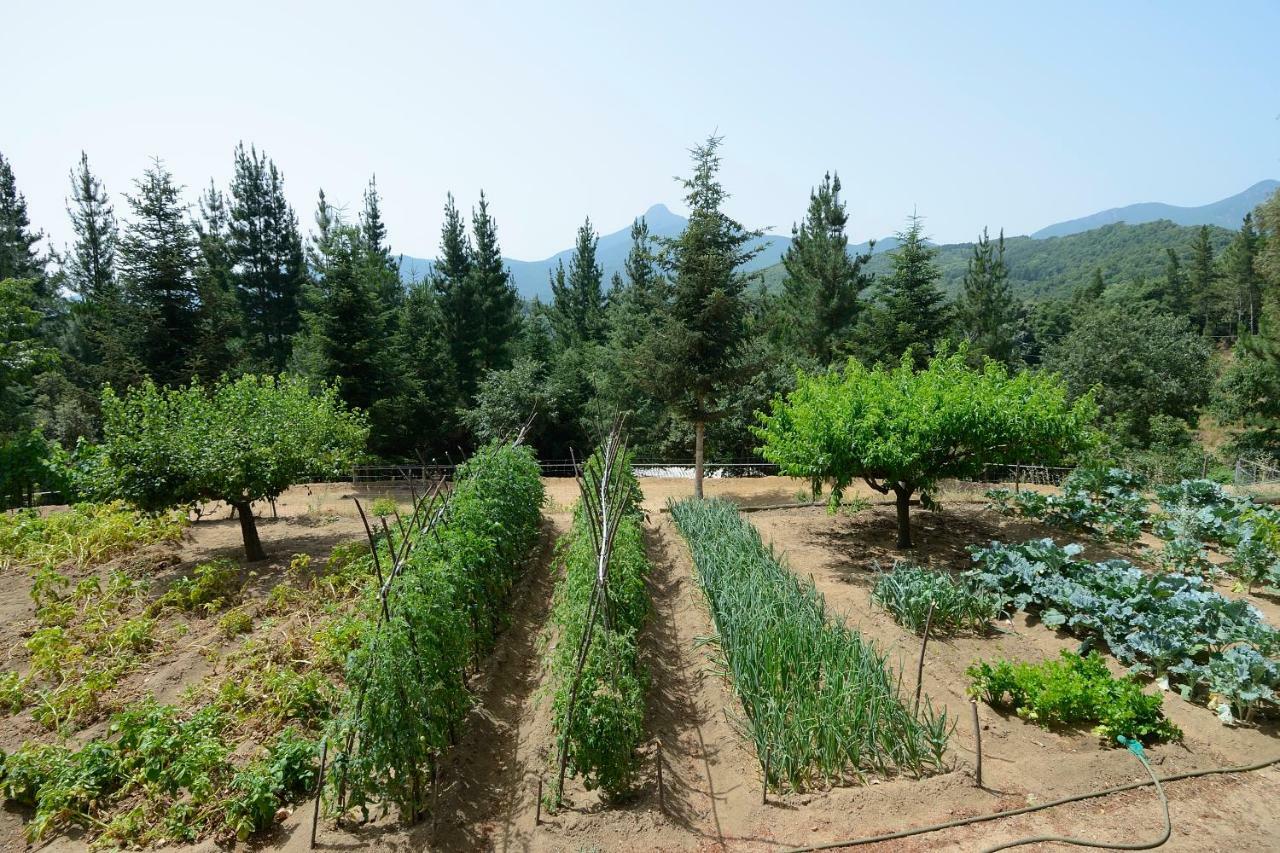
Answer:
871, 564, 998, 634
967, 650, 1180, 743
369, 497, 398, 519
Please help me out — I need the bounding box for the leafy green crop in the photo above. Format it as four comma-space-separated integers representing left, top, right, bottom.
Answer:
968, 650, 1180, 743
671, 498, 949, 789
548, 445, 650, 799
1154, 479, 1280, 590
0, 500, 186, 574
968, 538, 1280, 723
871, 564, 998, 634
987, 465, 1149, 543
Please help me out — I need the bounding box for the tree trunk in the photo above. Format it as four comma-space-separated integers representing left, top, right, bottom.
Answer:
234, 501, 267, 562
893, 485, 914, 549
694, 421, 705, 499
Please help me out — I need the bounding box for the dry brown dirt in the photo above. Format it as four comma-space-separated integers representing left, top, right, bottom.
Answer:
4, 478, 1280, 852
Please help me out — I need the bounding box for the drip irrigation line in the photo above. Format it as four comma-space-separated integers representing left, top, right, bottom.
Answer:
778, 754, 1280, 853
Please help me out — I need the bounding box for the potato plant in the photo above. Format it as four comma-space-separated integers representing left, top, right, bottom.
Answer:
671, 498, 949, 789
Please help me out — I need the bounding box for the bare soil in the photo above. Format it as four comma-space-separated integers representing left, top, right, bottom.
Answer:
4, 478, 1280, 852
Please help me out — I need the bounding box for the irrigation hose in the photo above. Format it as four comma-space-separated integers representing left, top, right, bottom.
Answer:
778, 753, 1280, 853
977, 737, 1168, 852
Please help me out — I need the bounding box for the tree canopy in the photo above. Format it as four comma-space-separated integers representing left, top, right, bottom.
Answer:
755, 349, 1097, 547
100, 374, 367, 560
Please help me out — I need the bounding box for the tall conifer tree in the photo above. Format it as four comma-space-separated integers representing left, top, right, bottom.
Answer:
227, 143, 305, 372
860, 214, 948, 367
957, 227, 1018, 364
550, 217, 605, 345
0, 152, 44, 286
780, 172, 871, 363
118, 158, 199, 385
642, 135, 762, 496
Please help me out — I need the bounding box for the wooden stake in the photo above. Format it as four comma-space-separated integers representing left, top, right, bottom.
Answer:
536, 777, 543, 826
971, 700, 984, 789
310, 738, 328, 849
914, 600, 936, 714
656, 741, 665, 814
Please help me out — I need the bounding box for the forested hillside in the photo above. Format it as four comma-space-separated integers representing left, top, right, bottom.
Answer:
757, 220, 1237, 301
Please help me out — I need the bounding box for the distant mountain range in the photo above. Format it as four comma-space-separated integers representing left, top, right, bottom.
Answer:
398, 180, 1277, 300
1031, 180, 1279, 238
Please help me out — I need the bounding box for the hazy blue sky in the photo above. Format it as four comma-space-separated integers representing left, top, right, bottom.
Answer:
4, 0, 1278, 260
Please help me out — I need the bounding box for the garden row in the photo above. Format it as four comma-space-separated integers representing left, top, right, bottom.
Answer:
547, 441, 652, 801
670, 498, 949, 790
329, 439, 544, 820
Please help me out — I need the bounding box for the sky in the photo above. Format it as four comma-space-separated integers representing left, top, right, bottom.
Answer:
4, 0, 1279, 261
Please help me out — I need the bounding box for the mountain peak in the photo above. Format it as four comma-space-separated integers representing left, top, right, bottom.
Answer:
1033, 179, 1278, 239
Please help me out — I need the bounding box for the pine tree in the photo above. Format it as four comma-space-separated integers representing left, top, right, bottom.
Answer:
642, 135, 762, 497
118, 158, 199, 385
1159, 249, 1189, 316
780, 172, 871, 363
64, 152, 117, 301
1187, 225, 1219, 334
383, 279, 460, 457
550, 217, 605, 345
957, 227, 1018, 364
860, 213, 948, 367
359, 175, 401, 298
1223, 213, 1262, 334
227, 143, 306, 372
63, 153, 142, 400
0, 152, 44, 286
1080, 267, 1106, 302
436, 192, 520, 400
189, 182, 243, 382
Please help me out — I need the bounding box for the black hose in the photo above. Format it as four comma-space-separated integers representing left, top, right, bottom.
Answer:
779, 754, 1280, 853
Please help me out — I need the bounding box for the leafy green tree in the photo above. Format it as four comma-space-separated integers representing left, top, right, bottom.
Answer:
779, 172, 871, 363
755, 348, 1096, 548
641, 135, 762, 496
227, 143, 306, 372
956, 227, 1018, 365
1044, 300, 1210, 442
118, 159, 199, 385
550, 217, 605, 345
0, 153, 45, 286
462, 357, 559, 449
100, 374, 367, 560
859, 214, 949, 366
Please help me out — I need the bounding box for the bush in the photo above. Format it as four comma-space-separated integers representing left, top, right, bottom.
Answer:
871, 564, 998, 634
967, 650, 1181, 743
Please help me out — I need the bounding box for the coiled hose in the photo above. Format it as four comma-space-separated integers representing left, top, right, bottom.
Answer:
779, 749, 1280, 853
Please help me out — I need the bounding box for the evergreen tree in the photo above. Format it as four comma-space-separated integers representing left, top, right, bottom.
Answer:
384, 279, 460, 458
227, 143, 306, 372
118, 158, 199, 385
0, 153, 44, 286
1080, 267, 1106, 302
1223, 213, 1262, 334
641, 135, 762, 496
359, 175, 401, 300
189, 182, 243, 382
436, 192, 520, 400
1187, 224, 1219, 333
64, 152, 117, 301
550, 217, 605, 345
779, 172, 871, 363
63, 153, 142, 406
956, 227, 1018, 365
860, 213, 948, 367
1158, 249, 1189, 316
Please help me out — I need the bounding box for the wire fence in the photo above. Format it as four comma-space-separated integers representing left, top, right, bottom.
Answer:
1235, 457, 1280, 489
